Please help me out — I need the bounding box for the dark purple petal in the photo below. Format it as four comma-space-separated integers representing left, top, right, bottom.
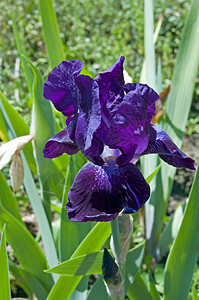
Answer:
43, 128, 79, 158
75, 75, 102, 153
66, 160, 150, 222
95, 84, 158, 165
106, 90, 152, 164
124, 83, 159, 122
141, 127, 195, 170
95, 56, 125, 103
44, 60, 83, 115
62, 104, 75, 117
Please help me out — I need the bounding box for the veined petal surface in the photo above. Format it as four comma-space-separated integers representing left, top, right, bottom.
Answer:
142, 127, 195, 170
66, 160, 150, 222
44, 59, 83, 115
43, 128, 79, 158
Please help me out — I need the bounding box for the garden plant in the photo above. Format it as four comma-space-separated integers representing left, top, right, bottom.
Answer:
0, 0, 199, 299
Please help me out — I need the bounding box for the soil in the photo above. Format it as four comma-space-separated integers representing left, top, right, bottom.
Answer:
167, 132, 199, 215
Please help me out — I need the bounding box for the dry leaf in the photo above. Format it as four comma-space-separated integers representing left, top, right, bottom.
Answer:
152, 85, 171, 124
0, 135, 33, 170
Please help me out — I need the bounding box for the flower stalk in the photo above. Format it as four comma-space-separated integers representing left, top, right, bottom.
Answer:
109, 215, 134, 299
111, 218, 122, 265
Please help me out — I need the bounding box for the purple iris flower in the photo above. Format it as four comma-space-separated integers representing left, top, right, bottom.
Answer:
43, 57, 195, 222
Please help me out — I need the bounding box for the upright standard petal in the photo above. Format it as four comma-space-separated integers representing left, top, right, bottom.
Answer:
75, 75, 102, 150
44, 59, 84, 115
123, 83, 159, 122
95, 83, 159, 165
141, 127, 195, 170
66, 160, 150, 222
43, 128, 79, 158
95, 56, 125, 103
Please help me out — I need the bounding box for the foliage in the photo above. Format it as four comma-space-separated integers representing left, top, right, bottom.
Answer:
0, 0, 199, 299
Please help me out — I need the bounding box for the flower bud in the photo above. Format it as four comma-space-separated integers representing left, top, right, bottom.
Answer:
10, 152, 24, 193
102, 248, 124, 298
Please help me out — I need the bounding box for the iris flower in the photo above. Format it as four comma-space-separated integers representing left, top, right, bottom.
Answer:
43, 57, 195, 222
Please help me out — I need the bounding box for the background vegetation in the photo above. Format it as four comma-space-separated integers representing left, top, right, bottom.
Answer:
0, 0, 199, 299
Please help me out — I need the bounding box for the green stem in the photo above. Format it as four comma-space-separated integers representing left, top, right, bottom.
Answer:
110, 218, 125, 300
111, 218, 122, 263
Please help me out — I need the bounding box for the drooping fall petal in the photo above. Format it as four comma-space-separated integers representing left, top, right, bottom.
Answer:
66, 160, 150, 222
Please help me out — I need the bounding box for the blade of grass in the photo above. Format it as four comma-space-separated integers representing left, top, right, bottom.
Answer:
164, 163, 199, 300
38, 0, 65, 68
0, 225, 11, 300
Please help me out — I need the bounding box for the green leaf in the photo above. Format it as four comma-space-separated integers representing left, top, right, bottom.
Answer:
9, 260, 48, 300
125, 243, 145, 292
72, 222, 111, 258
0, 205, 52, 292
23, 56, 55, 179
144, 0, 199, 254
23, 55, 55, 223
46, 242, 145, 291
145, 163, 161, 184
0, 108, 9, 142
149, 271, 161, 300
46, 251, 105, 276
38, 0, 65, 68
0, 225, 11, 300
58, 194, 90, 300
21, 151, 59, 283
48, 156, 68, 200
164, 164, 199, 300
192, 286, 199, 300
59, 153, 88, 262
11, 14, 34, 94
140, 13, 162, 85
0, 92, 37, 174
0, 94, 59, 282
156, 201, 186, 260
70, 277, 88, 300
87, 276, 109, 300
0, 171, 22, 223
141, 0, 160, 257
144, 0, 156, 90
47, 222, 111, 300
127, 273, 154, 300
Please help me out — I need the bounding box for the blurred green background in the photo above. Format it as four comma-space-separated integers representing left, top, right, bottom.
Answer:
1, 0, 198, 112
